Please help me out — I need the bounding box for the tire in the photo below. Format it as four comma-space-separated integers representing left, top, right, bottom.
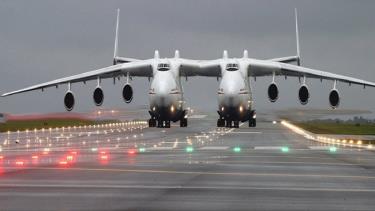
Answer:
217, 119, 225, 127
180, 118, 188, 127
234, 121, 239, 128
148, 119, 156, 127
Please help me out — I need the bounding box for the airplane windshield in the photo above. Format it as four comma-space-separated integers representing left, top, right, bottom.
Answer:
157, 63, 170, 71
226, 63, 239, 71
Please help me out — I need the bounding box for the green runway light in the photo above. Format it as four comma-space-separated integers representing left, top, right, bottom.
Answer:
233, 147, 241, 153
186, 146, 194, 153
329, 146, 337, 153
138, 148, 146, 153
281, 146, 289, 153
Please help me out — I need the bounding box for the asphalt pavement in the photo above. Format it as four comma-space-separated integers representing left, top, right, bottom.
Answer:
0, 114, 375, 210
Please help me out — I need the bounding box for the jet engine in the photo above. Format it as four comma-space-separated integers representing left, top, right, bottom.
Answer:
298, 85, 309, 105
93, 87, 104, 106
329, 89, 340, 109
122, 84, 133, 103
268, 83, 279, 102
64, 91, 75, 111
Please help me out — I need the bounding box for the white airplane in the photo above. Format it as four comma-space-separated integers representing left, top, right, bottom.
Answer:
2, 9, 375, 129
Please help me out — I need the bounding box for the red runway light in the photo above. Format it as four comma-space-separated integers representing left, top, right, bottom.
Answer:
59, 161, 68, 165
0, 156, 4, 159
100, 151, 107, 155
127, 149, 136, 155
66, 155, 74, 161
100, 155, 108, 160
70, 151, 78, 155
31, 155, 39, 159
42, 151, 49, 155
15, 161, 25, 166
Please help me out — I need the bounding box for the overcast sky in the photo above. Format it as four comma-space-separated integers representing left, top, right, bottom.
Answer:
0, 0, 375, 115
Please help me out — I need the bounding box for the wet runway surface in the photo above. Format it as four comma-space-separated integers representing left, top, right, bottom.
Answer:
1, 116, 375, 210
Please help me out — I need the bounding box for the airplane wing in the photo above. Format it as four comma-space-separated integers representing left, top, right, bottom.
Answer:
2, 60, 153, 97
269, 56, 300, 64
248, 60, 375, 88
114, 56, 140, 64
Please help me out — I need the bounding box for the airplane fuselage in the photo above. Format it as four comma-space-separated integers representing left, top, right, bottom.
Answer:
217, 60, 254, 125
148, 59, 185, 123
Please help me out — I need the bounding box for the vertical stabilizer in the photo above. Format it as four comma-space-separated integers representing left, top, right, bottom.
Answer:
295, 8, 301, 66
113, 9, 120, 65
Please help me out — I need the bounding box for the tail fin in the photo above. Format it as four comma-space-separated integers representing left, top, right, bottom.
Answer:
113, 9, 120, 65
295, 8, 301, 66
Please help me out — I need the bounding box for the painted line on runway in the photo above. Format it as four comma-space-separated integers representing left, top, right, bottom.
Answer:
309, 146, 335, 150
147, 147, 174, 151
14, 167, 375, 180
0, 184, 374, 193
199, 146, 229, 150
253, 146, 283, 150
230, 132, 262, 134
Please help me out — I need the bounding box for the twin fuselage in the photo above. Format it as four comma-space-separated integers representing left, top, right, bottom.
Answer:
148, 58, 253, 122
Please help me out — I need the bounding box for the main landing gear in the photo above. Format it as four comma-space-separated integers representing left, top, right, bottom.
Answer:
217, 119, 240, 128
217, 110, 256, 128
148, 117, 188, 128
180, 117, 188, 127
249, 110, 256, 127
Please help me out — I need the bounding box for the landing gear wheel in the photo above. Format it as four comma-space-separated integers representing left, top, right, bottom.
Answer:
148, 119, 156, 127
217, 119, 225, 127
249, 110, 257, 127
157, 120, 163, 128
180, 118, 188, 127
249, 119, 256, 127
165, 121, 171, 128
233, 121, 239, 128
226, 120, 232, 128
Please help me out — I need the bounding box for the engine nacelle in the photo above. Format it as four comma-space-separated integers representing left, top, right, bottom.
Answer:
122, 84, 133, 103
298, 85, 309, 105
329, 89, 340, 109
64, 91, 75, 111
93, 87, 104, 106
268, 83, 279, 102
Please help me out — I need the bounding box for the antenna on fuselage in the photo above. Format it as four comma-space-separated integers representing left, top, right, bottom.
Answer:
113, 9, 120, 65
295, 8, 301, 66
154, 50, 160, 59
243, 50, 248, 58
223, 50, 228, 59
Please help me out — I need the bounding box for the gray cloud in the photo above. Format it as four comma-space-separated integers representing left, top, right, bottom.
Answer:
0, 0, 375, 116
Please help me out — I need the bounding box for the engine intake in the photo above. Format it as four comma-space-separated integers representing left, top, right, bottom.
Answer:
93, 87, 104, 106
122, 84, 133, 103
298, 85, 309, 105
268, 83, 279, 102
64, 91, 75, 111
329, 89, 340, 109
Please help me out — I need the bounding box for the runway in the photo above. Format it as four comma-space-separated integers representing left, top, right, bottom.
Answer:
0, 114, 375, 210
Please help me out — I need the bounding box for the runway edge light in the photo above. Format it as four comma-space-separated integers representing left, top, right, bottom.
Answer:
233, 147, 241, 153
186, 146, 194, 153
329, 146, 337, 153
281, 146, 289, 153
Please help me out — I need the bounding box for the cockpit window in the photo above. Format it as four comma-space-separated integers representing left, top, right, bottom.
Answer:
226, 63, 239, 71
157, 63, 170, 71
